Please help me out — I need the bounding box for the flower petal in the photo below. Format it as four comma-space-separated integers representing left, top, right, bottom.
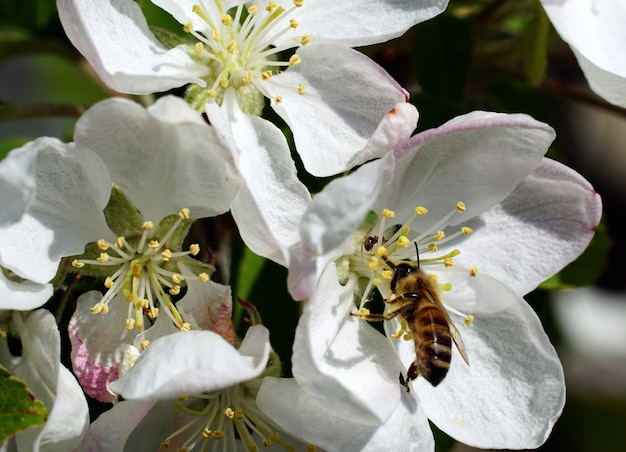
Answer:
109, 325, 270, 399
378, 111, 556, 230
0, 273, 52, 311
57, 0, 208, 94
264, 42, 410, 176
450, 158, 602, 296
271, 0, 450, 47
0, 140, 37, 226
292, 263, 401, 425
541, 0, 626, 107
258, 377, 435, 451
401, 270, 564, 449
0, 137, 113, 284
73, 96, 240, 221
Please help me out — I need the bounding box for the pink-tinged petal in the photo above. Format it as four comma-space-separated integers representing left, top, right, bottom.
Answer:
264, 42, 409, 177
69, 291, 137, 403
74, 96, 240, 222
379, 111, 556, 230
57, 0, 208, 94
450, 158, 602, 296
401, 270, 564, 449
75, 400, 156, 452
0, 138, 113, 284
292, 263, 401, 425
0, 274, 52, 311
541, 0, 626, 107
258, 377, 435, 451
109, 325, 270, 400
271, 0, 450, 47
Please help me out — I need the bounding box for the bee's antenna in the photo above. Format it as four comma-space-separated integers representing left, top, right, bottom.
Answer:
414, 241, 420, 268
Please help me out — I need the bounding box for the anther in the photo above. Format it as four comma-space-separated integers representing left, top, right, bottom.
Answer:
464, 315, 474, 325
180, 323, 191, 332
142, 221, 154, 231
169, 285, 181, 296
433, 231, 445, 241
261, 70, 273, 80
248, 5, 258, 14
289, 54, 301, 67
428, 243, 438, 252
462, 227, 473, 234
443, 258, 454, 267
97, 253, 109, 263
125, 318, 135, 330
189, 244, 200, 256
382, 209, 395, 218
298, 83, 306, 95
149, 240, 160, 249
97, 239, 109, 250
469, 266, 478, 276
140, 340, 150, 350
397, 236, 410, 248
456, 201, 466, 212
221, 14, 232, 25
368, 257, 378, 271
195, 42, 203, 55
415, 206, 428, 216
294, 0, 304, 6
72, 259, 85, 269
161, 249, 172, 261
289, 19, 298, 29
198, 272, 209, 282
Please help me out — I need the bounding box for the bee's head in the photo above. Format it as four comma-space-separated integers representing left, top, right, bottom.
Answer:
390, 262, 418, 291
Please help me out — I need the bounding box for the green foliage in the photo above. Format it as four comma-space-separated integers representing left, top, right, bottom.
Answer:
0, 365, 47, 443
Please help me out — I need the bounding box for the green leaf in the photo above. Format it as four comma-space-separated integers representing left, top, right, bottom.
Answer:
522, 0, 550, 87
0, 365, 48, 443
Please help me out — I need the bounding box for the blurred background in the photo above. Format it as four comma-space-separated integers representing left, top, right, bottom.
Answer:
1, 0, 624, 450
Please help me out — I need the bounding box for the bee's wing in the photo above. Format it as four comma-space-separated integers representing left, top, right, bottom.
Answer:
430, 292, 470, 367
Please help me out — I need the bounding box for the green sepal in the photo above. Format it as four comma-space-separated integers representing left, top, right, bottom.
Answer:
185, 83, 212, 112
103, 185, 145, 237
149, 25, 193, 49
0, 365, 48, 443
69, 242, 118, 278
175, 255, 215, 281
154, 214, 193, 251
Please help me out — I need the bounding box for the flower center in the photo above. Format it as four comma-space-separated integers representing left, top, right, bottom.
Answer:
71, 208, 210, 340
184, 0, 308, 112
348, 202, 477, 319
161, 383, 301, 451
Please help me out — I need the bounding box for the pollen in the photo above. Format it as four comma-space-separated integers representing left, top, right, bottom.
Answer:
97, 239, 109, 250
142, 221, 153, 231
289, 19, 299, 29
294, 0, 304, 6
140, 340, 150, 350
428, 243, 438, 252
462, 226, 473, 234
433, 230, 445, 241
456, 201, 466, 212
368, 256, 378, 271
221, 14, 232, 25
301, 34, 310, 45
189, 244, 200, 256
382, 209, 395, 218
469, 266, 478, 276
382, 269, 394, 281
71, 259, 84, 269
298, 83, 306, 95
198, 272, 209, 282
443, 258, 454, 267
289, 54, 301, 67
261, 70, 273, 80
464, 315, 475, 325
415, 206, 428, 216
397, 236, 410, 248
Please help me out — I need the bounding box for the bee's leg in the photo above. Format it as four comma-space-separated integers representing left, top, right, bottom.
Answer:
404, 361, 419, 392
349, 311, 387, 322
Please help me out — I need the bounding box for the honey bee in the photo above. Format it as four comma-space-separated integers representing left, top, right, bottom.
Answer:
352, 243, 469, 390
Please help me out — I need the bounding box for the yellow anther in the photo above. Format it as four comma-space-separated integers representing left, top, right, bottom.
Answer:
262, 439, 272, 447
148, 240, 160, 250
372, 277, 381, 287
243, 72, 253, 84
140, 340, 150, 350
139, 298, 149, 309
356, 307, 370, 316
131, 263, 142, 278
189, 244, 200, 256
207, 89, 217, 98
72, 259, 85, 269
430, 274, 439, 283
248, 5, 258, 14
415, 206, 428, 216
100, 303, 109, 314
391, 328, 404, 339
226, 40, 237, 53
397, 236, 410, 248
433, 230, 445, 241
172, 274, 184, 284
289, 19, 299, 29
198, 272, 209, 282
178, 207, 189, 219
180, 322, 191, 332
428, 243, 438, 253
368, 257, 378, 271
443, 258, 454, 268
261, 70, 273, 80
115, 237, 125, 248
439, 282, 452, 291
464, 315, 475, 325
148, 307, 159, 319
125, 318, 135, 330
234, 409, 245, 420
161, 440, 171, 448
403, 333, 411, 341
288, 54, 301, 67
274, 95, 283, 104
225, 408, 235, 419
221, 14, 232, 25
213, 430, 225, 439
382, 208, 395, 218
161, 249, 172, 261
298, 83, 306, 95
212, 30, 221, 41
294, 0, 304, 6
270, 433, 281, 441
0, 330, 6, 338
97, 239, 109, 250
376, 245, 387, 257
300, 34, 310, 46
382, 269, 394, 281
104, 276, 113, 289
266, 1, 277, 12
202, 428, 212, 438
183, 21, 193, 33
142, 221, 153, 231
462, 226, 473, 235
90, 303, 104, 314
456, 201, 466, 212
469, 266, 478, 276
220, 77, 229, 88
96, 253, 109, 263
169, 285, 181, 296
195, 42, 203, 54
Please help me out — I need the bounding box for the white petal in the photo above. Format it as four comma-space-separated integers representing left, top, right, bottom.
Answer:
109, 325, 270, 399
0, 138, 113, 284
541, 0, 626, 107
258, 377, 435, 451
217, 91, 310, 265
14, 310, 89, 452
291, 263, 401, 425
75, 400, 156, 452
271, 0, 449, 47
264, 42, 410, 176
405, 271, 564, 449
0, 273, 52, 311
377, 111, 556, 230
73, 96, 240, 221
57, 0, 208, 94
0, 140, 37, 226
451, 158, 602, 296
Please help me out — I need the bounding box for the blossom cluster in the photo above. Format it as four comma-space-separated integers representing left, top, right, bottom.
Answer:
0, 0, 616, 451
